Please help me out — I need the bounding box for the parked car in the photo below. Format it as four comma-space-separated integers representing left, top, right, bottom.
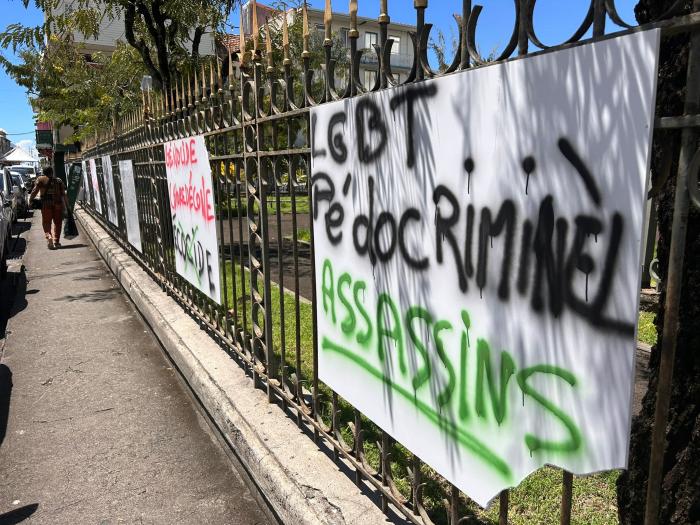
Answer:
1, 168, 22, 223
8, 171, 30, 217
11, 165, 37, 180
10, 165, 37, 191
0, 171, 14, 279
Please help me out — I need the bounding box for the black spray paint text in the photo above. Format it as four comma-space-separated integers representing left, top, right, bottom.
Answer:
173, 213, 217, 296
312, 85, 633, 336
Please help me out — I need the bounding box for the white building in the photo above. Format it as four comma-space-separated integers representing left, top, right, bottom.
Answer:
52, 1, 216, 58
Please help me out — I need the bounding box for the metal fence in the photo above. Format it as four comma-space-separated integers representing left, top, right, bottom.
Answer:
79, 1, 700, 523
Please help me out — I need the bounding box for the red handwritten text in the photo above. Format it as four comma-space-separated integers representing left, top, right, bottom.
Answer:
170, 172, 215, 223
165, 138, 198, 169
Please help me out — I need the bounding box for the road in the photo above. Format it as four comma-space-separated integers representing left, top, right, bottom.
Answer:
0, 212, 271, 524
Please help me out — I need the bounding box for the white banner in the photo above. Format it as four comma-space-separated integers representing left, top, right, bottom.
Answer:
164, 135, 221, 304
101, 155, 119, 226
311, 30, 659, 506
118, 160, 142, 252
80, 160, 89, 202
89, 158, 102, 214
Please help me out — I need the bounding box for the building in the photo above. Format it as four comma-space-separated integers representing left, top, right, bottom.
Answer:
240, 1, 416, 88
0, 130, 12, 158
52, 1, 216, 59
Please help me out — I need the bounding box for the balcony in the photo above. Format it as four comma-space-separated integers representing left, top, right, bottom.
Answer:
360, 51, 414, 70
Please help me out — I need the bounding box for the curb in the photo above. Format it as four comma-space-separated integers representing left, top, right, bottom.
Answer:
74, 209, 392, 525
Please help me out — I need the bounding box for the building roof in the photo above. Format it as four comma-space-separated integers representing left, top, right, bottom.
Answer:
221, 34, 241, 53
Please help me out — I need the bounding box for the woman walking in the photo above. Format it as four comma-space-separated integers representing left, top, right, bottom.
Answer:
29, 167, 68, 249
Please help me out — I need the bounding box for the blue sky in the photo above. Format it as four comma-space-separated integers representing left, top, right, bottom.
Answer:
0, 0, 637, 151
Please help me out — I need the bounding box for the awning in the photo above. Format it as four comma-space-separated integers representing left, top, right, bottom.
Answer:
1, 147, 37, 163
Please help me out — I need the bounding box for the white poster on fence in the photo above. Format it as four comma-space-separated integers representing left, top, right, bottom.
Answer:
164, 135, 221, 304
311, 30, 660, 506
80, 160, 89, 202
89, 158, 102, 214
101, 155, 119, 226
118, 159, 142, 252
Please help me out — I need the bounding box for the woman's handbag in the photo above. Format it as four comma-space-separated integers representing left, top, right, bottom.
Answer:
63, 212, 78, 238
31, 196, 42, 210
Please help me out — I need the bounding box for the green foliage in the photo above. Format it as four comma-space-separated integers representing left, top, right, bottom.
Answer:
0, 34, 145, 143
2, 0, 236, 98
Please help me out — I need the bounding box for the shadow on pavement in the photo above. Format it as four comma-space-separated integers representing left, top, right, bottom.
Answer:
0, 269, 28, 339
53, 288, 119, 303
0, 364, 11, 447
55, 243, 88, 250
0, 503, 39, 525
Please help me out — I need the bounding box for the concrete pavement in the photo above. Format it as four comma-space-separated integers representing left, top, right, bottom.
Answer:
0, 212, 271, 524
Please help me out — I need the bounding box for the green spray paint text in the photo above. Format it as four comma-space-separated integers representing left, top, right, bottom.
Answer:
321, 258, 583, 473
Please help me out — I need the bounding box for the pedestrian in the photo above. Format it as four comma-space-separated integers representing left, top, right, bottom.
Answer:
29, 167, 68, 250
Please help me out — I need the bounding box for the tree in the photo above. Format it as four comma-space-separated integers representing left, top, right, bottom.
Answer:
616, 1, 699, 523
1, 0, 236, 91
1, 34, 146, 142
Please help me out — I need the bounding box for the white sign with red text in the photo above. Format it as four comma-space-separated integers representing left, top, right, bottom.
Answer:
164, 135, 221, 304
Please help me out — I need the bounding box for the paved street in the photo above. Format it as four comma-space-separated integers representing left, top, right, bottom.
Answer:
0, 213, 271, 524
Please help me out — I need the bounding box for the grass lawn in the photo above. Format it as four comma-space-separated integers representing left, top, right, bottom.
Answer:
219, 195, 310, 218
638, 311, 657, 346
221, 259, 657, 524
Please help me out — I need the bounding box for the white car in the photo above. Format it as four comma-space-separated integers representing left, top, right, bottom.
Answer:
0, 171, 14, 279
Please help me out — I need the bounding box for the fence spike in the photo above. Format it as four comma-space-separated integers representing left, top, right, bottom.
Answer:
210, 57, 215, 94
201, 61, 207, 100
266, 18, 274, 71
194, 65, 200, 100
302, 1, 310, 57
175, 75, 181, 111
239, 2, 248, 66
181, 73, 187, 109
217, 55, 223, 90
283, 4, 291, 65
228, 46, 234, 83
350, 0, 358, 33
252, 0, 259, 53
380, 0, 389, 23
324, 0, 332, 45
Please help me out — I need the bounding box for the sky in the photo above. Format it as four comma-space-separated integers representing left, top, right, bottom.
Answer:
0, 0, 637, 156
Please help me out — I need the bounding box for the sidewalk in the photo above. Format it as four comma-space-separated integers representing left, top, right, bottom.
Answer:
0, 213, 270, 524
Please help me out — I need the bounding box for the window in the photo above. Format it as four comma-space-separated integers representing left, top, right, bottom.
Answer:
390, 35, 401, 54
364, 31, 378, 49
315, 23, 325, 37
364, 69, 377, 89
340, 27, 350, 48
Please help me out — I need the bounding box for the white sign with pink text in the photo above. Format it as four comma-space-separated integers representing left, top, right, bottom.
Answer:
164, 135, 221, 304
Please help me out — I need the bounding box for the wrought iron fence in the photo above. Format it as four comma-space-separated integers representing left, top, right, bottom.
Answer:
78, 1, 700, 523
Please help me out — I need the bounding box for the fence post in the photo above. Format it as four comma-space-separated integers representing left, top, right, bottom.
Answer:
644, 3, 700, 523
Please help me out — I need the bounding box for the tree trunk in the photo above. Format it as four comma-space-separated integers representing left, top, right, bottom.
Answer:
617, 1, 700, 524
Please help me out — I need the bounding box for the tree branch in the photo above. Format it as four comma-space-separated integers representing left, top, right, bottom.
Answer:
191, 26, 205, 62
123, 2, 162, 86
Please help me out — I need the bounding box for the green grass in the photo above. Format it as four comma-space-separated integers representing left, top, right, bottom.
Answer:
638, 312, 657, 346
218, 195, 309, 218
221, 260, 623, 524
